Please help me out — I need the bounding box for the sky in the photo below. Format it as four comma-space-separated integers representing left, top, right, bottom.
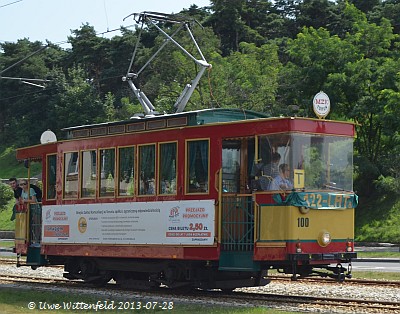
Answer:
0, 0, 211, 47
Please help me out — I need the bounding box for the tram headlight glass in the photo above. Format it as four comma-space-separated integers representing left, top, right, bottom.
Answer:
318, 230, 331, 247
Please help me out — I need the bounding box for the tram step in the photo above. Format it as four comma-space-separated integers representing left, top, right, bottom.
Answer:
219, 251, 259, 271
26, 245, 46, 266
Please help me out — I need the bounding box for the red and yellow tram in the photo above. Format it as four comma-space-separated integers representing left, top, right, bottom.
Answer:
14, 108, 357, 289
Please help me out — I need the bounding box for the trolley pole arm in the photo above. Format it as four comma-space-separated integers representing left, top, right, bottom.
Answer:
123, 76, 155, 115
174, 65, 208, 113
148, 18, 210, 68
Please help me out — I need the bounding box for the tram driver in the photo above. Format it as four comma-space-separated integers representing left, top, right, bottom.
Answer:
269, 163, 293, 191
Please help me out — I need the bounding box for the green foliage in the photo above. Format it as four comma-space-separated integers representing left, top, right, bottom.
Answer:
0, 199, 14, 230
210, 42, 280, 113
374, 175, 400, 195
355, 191, 400, 243
0, 182, 13, 210
357, 205, 400, 243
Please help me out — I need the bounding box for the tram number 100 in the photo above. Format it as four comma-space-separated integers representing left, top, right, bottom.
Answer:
297, 217, 310, 228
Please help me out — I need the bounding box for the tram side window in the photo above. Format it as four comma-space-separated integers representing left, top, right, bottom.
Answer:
81, 150, 97, 198
46, 154, 57, 199
139, 144, 155, 195
159, 142, 177, 195
222, 140, 241, 193
64, 152, 79, 199
118, 146, 135, 196
99, 148, 115, 197
187, 139, 209, 194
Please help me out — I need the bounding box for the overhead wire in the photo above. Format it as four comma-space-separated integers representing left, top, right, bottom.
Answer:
0, 73, 125, 102
0, 0, 22, 9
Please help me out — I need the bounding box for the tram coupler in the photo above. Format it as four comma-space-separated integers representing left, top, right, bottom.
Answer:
324, 263, 349, 282
345, 262, 353, 279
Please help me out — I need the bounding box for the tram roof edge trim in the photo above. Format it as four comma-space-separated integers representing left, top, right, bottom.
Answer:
16, 142, 57, 161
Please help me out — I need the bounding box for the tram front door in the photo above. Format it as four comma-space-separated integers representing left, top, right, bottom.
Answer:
219, 139, 258, 271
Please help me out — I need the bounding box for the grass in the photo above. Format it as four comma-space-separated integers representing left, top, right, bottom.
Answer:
0, 288, 293, 314
0, 146, 42, 180
356, 251, 400, 258
355, 193, 400, 243
0, 240, 13, 248
351, 271, 400, 281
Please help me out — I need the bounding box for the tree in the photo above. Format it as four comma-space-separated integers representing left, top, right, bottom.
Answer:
367, 0, 400, 34
278, 26, 356, 117
68, 24, 111, 95
51, 66, 104, 130
0, 40, 66, 146
209, 42, 280, 113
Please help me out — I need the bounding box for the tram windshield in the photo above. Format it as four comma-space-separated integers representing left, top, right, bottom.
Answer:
256, 133, 353, 192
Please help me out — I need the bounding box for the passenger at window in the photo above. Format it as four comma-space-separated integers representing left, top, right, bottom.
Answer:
19, 179, 41, 244
269, 163, 293, 191
19, 179, 37, 204
263, 152, 281, 178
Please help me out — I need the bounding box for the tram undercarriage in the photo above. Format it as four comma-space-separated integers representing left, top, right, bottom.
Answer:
271, 259, 354, 282
61, 257, 269, 290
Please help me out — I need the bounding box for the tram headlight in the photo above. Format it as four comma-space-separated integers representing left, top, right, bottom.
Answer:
318, 230, 331, 247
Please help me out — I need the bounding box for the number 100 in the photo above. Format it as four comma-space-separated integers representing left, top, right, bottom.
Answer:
297, 217, 309, 227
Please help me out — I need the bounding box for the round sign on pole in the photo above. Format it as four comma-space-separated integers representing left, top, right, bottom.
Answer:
313, 91, 330, 119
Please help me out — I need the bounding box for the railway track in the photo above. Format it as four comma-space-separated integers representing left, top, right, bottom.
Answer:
226, 290, 400, 313
0, 272, 399, 313
269, 274, 400, 287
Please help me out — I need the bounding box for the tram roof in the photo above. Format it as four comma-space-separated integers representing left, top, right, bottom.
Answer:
62, 108, 270, 139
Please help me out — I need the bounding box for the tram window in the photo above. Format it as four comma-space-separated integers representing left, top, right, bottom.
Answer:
81, 150, 97, 198
139, 144, 156, 195
187, 139, 209, 194
46, 154, 57, 199
99, 148, 115, 197
255, 133, 354, 191
118, 146, 135, 196
222, 140, 241, 193
252, 135, 289, 191
159, 142, 177, 195
295, 135, 353, 191
327, 139, 353, 191
64, 152, 79, 199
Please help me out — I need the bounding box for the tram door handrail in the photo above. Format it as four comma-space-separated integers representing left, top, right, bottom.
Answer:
29, 202, 42, 245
